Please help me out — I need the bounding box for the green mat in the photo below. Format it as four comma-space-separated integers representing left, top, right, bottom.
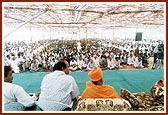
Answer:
12, 69, 164, 95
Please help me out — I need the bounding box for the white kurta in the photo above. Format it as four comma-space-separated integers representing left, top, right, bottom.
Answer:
9, 59, 20, 73
4, 82, 37, 107
107, 59, 115, 69
37, 71, 79, 110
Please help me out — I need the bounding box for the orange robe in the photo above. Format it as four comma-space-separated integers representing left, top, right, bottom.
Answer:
81, 81, 121, 99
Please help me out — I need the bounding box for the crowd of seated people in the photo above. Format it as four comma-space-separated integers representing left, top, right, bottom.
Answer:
3, 38, 164, 111
4, 38, 164, 73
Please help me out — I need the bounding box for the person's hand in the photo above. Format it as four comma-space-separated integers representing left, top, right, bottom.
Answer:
156, 93, 160, 97
77, 96, 82, 102
35, 92, 40, 97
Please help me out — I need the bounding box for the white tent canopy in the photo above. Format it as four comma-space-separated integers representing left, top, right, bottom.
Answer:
3, 2, 165, 43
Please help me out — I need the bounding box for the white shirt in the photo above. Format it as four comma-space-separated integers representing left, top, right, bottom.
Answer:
5, 57, 10, 66
77, 59, 85, 68
87, 62, 96, 70
107, 58, 115, 68
153, 46, 158, 53
70, 60, 78, 67
9, 58, 20, 73
127, 56, 135, 65
37, 71, 79, 110
93, 57, 100, 67
77, 42, 81, 50
134, 58, 143, 68
4, 82, 37, 107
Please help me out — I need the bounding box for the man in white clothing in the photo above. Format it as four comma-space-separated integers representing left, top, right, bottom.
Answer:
93, 55, 100, 67
77, 56, 86, 71
37, 60, 80, 111
9, 55, 20, 73
4, 66, 39, 111
127, 54, 135, 65
107, 55, 115, 70
86, 57, 96, 71
69, 58, 78, 71
134, 57, 144, 68
152, 45, 158, 69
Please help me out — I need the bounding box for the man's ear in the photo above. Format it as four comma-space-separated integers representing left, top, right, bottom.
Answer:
62, 66, 66, 70
4, 77, 9, 82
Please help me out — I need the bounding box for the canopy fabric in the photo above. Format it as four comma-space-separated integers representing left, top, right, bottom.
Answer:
3, 3, 165, 35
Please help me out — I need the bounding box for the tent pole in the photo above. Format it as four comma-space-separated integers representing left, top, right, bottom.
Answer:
86, 27, 87, 40
50, 27, 51, 40
78, 27, 80, 40
113, 26, 114, 41
42, 27, 44, 39
29, 23, 32, 43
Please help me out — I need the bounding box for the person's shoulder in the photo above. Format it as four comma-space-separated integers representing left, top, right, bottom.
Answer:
64, 74, 77, 81
65, 74, 74, 79
5, 82, 18, 87
104, 85, 115, 89
46, 71, 66, 78
6, 83, 24, 90
86, 81, 93, 87
43, 72, 54, 78
12, 83, 23, 88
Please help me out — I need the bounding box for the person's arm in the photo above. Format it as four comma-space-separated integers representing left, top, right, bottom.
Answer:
12, 84, 37, 107
87, 62, 91, 70
107, 59, 110, 67
29, 92, 40, 100
69, 77, 80, 110
111, 87, 121, 98
30, 63, 33, 70
71, 81, 80, 100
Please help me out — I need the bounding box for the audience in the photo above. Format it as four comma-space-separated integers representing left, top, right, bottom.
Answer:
3, 38, 164, 111
4, 38, 164, 72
